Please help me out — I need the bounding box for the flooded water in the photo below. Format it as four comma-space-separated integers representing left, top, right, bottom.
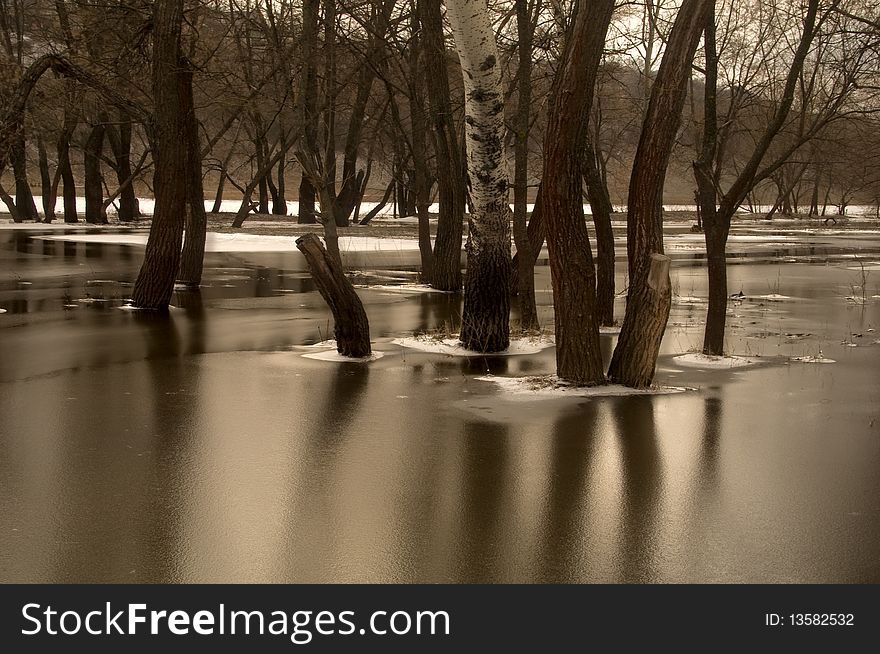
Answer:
1, 220, 879, 583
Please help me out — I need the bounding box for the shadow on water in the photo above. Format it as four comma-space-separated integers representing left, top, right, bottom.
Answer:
537, 403, 600, 582
611, 396, 662, 583
450, 420, 511, 583
278, 360, 372, 580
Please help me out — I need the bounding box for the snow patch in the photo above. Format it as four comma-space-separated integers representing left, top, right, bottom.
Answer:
790, 355, 836, 364
750, 294, 791, 301
0, 308, 6, 314
673, 353, 764, 369
358, 284, 452, 295
392, 335, 553, 356
475, 375, 689, 398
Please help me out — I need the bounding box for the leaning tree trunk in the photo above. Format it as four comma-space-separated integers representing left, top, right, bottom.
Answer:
178, 63, 207, 288
131, 0, 187, 310
608, 0, 712, 388
83, 123, 106, 224
420, 0, 464, 292
541, 0, 615, 385
447, 0, 511, 352
296, 233, 371, 357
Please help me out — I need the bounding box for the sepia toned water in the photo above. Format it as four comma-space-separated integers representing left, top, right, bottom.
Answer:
1, 222, 879, 582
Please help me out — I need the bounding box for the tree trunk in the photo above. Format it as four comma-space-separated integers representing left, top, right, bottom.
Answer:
273, 135, 286, 214
541, 0, 615, 385
407, 18, 433, 283
609, 0, 712, 388
10, 132, 38, 221
584, 138, 615, 326
513, 0, 538, 332
106, 112, 141, 221
447, 0, 511, 352
296, 233, 371, 357
510, 184, 545, 291
178, 63, 207, 288
297, 0, 319, 225
420, 0, 464, 292
83, 123, 106, 224
703, 226, 727, 355
131, 0, 186, 310
37, 137, 55, 222
57, 128, 77, 223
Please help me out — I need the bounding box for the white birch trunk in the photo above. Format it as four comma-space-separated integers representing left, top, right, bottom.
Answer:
446, 0, 511, 351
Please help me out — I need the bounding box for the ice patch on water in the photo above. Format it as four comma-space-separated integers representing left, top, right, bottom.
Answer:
301, 350, 384, 362
790, 355, 836, 364
393, 335, 553, 356
475, 375, 689, 399
673, 353, 764, 369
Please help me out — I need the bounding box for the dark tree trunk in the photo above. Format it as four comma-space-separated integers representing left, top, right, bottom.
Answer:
298, 177, 317, 224
513, 0, 538, 332
420, 0, 464, 292
584, 138, 615, 326
57, 129, 77, 223
37, 137, 55, 222
254, 134, 270, 214
273, 135, 286, 214
178, 63, 207, 288
10, 132, 38, 221
609, 0, 712, 388
541, 0, 615, 385
83, 123, 106, 224
693, 10, 726, 355
296, 233, 371, 357
131, 0, 186, 310
297, 0, 319, 225
106, 112, 141, 221
212, 164, 227, 213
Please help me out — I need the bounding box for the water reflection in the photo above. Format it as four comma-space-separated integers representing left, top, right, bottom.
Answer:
612, 396, 662, 583
451, 420, 511, 582
537, 404, 599, 582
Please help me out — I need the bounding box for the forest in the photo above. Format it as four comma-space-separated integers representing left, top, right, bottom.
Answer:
1, 0, 878, 388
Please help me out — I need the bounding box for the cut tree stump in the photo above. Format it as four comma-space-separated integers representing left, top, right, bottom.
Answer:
295, 233, 372, 358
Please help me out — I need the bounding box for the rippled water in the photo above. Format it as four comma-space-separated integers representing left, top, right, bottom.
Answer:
1, 222, 879, 582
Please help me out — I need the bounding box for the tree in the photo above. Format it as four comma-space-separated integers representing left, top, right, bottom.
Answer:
420, 0, 465, 292
446, 0, 511, 352
131, 0, 187, 310
541, 0, 616, 385
608, 0, 713, 388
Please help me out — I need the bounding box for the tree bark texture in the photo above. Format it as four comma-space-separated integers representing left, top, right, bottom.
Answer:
541, 0, 615, 384
447, 0, 511, 352
608, 0, 712, 388
296, 233, 371, 357
131, 0, 186, 310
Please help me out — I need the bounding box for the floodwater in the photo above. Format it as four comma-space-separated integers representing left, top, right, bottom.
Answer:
1, 219, 879, 583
